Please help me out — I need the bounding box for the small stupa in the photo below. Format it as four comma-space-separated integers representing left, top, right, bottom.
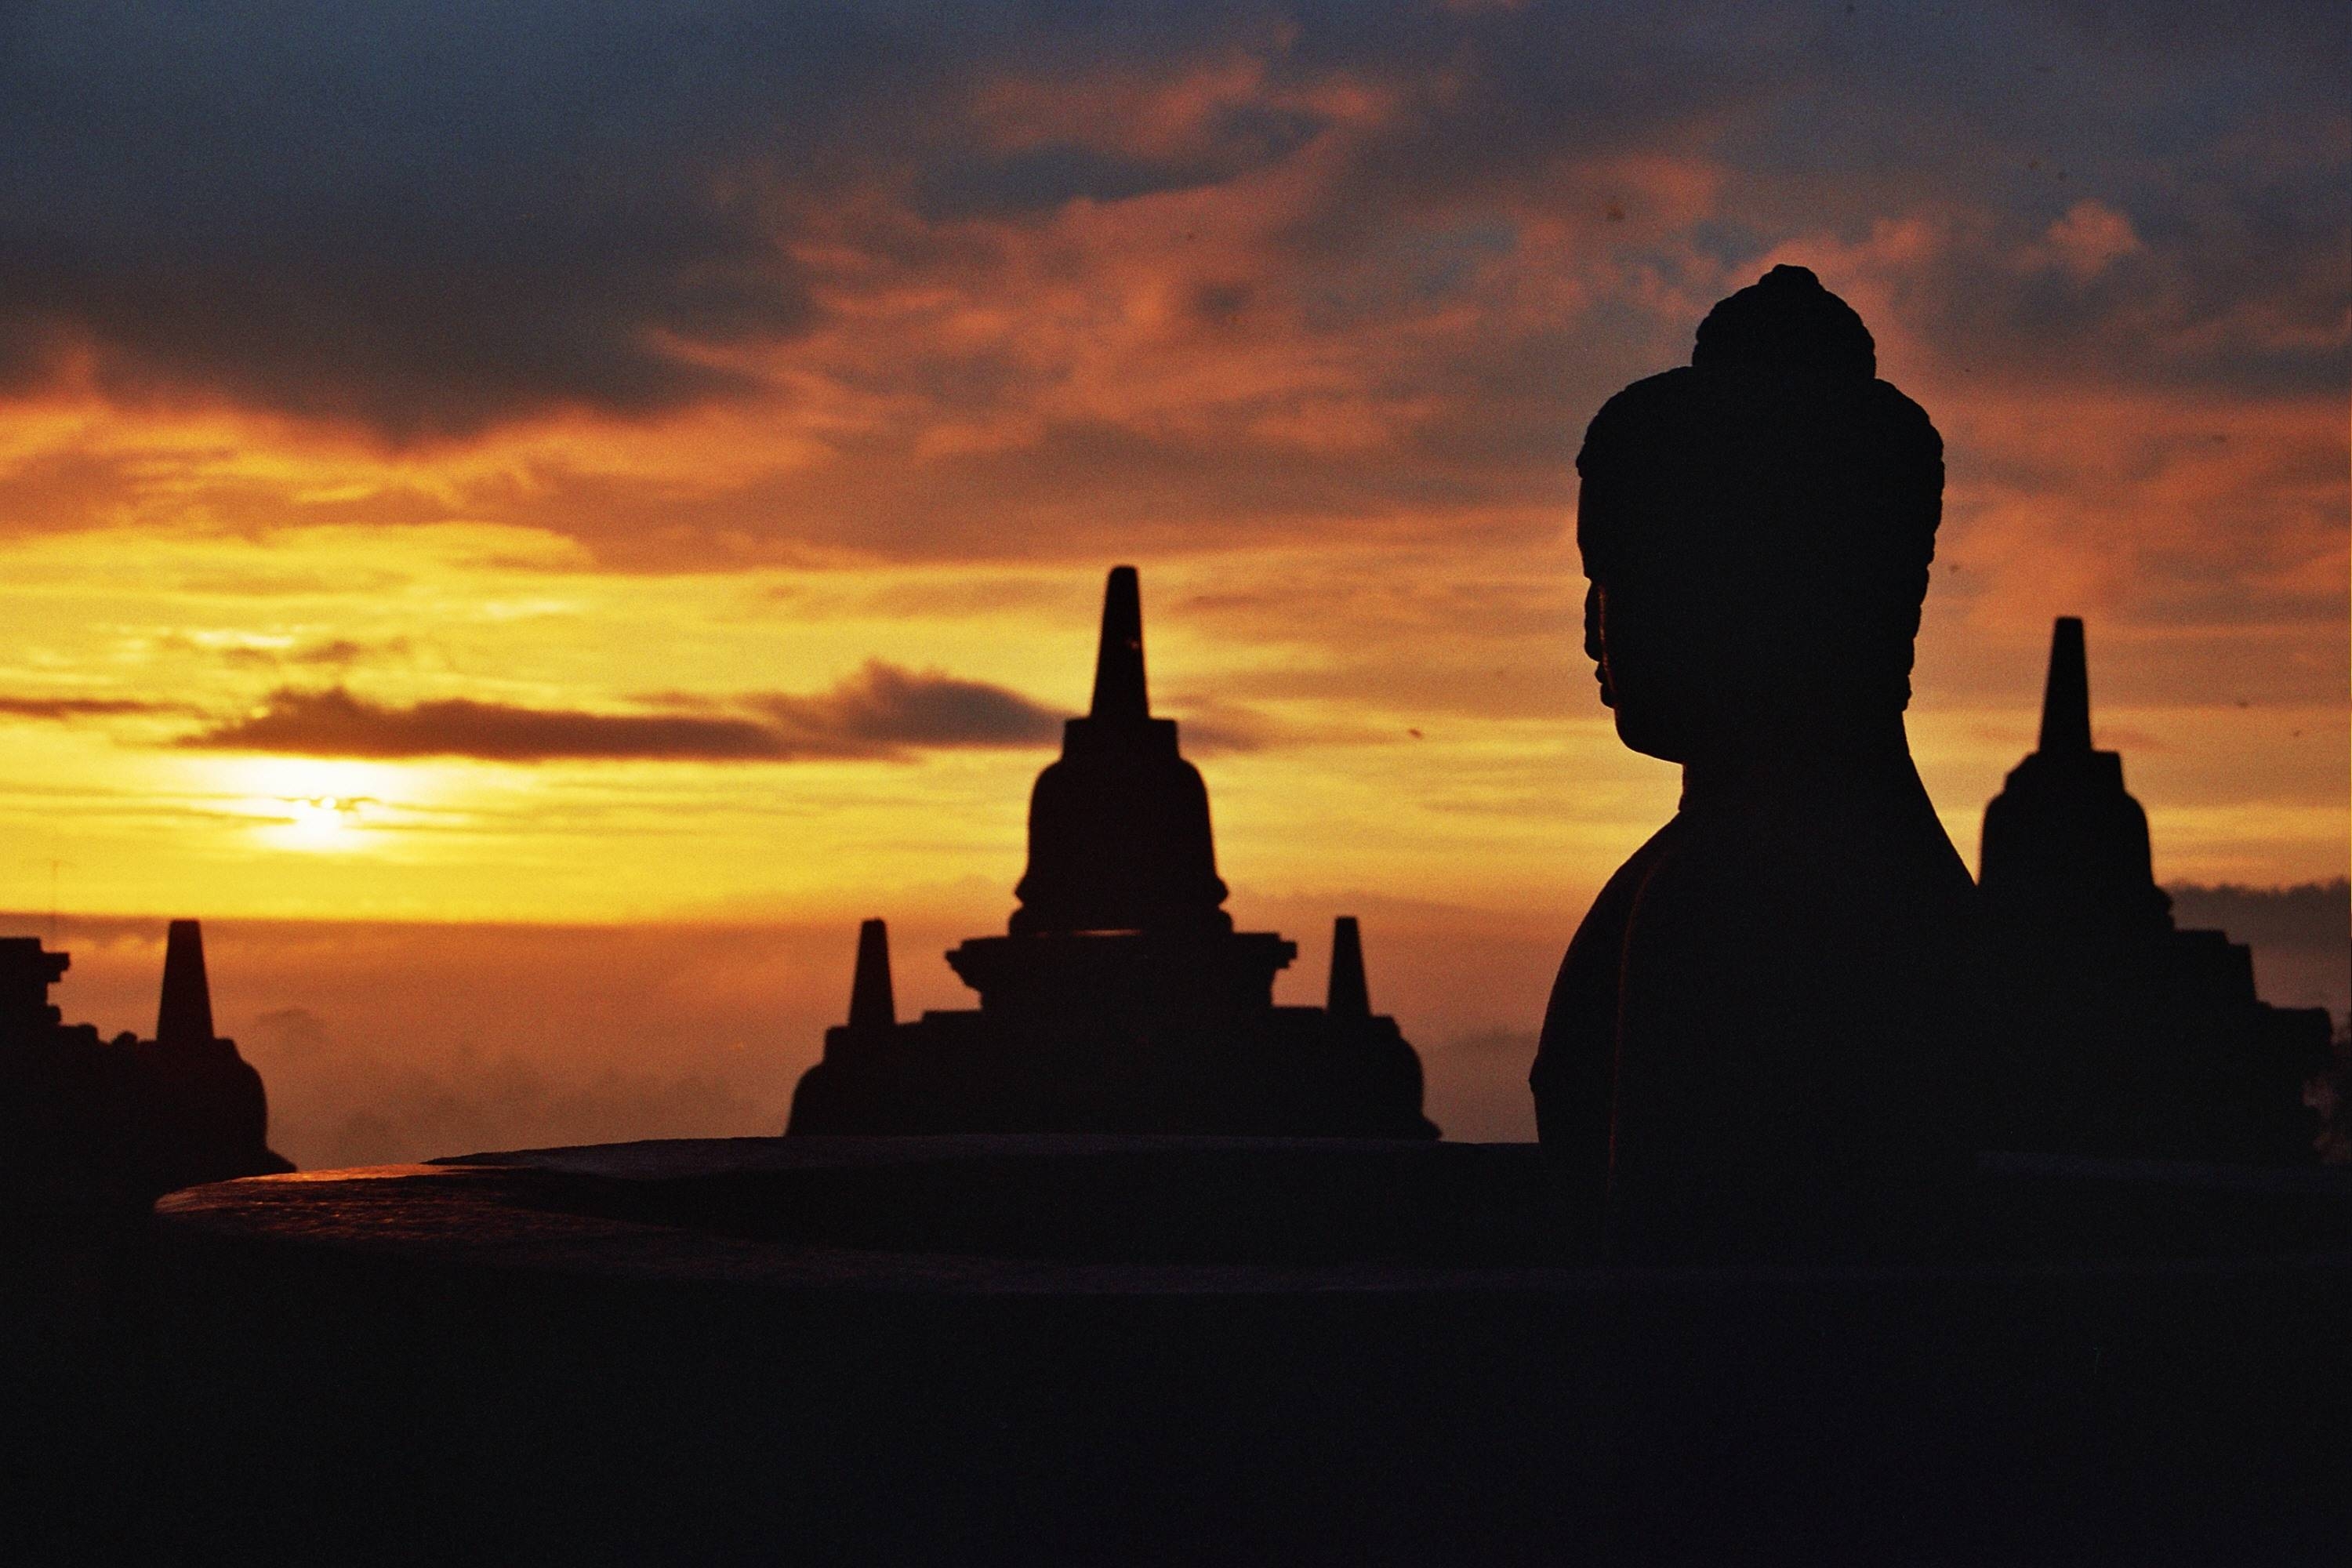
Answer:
1979, 618, 2332, 1162
1980, 617, 2172, 942
788, 568, 1436, 1138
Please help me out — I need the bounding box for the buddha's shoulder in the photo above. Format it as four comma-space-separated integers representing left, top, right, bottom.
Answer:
1632, 806, 1969, 917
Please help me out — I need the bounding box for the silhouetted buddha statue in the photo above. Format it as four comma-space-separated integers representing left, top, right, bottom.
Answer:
1530, 265, 1976, 1261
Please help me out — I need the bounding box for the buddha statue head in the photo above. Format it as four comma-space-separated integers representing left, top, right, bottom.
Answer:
1573, 265, 1944, 764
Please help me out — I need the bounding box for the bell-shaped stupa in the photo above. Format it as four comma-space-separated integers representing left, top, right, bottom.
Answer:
1008, 566, 1228, 936
1979, 617, 2170, 944
1977, 618, 2330, 1162
788, 568, 1436, 1139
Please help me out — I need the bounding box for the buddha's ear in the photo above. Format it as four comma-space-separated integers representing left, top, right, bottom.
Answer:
1583, 583, 1616, 708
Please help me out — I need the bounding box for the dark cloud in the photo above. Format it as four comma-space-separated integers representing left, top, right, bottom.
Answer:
0, 3, 1355, 441
754, 659, 1063, 749
176, 661, 1061, 761
0, 3, 934, 440
0, 0, 2336, 540
182, 688, 789, 761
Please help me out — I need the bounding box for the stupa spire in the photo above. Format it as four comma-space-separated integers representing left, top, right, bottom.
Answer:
1088, 565, 1149, 723
156, 919, 215, 1046
1327, 917, 1370, 1020
2037, 616, 2092, 755
847, 918, 896, 1032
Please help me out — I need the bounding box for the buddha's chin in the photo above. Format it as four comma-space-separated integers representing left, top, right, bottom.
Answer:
1610, 710, 1690, 765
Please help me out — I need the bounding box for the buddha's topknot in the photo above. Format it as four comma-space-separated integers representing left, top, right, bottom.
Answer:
1690, 264, 1876, 379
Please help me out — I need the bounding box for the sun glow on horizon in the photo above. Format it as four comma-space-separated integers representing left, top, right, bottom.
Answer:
273, 794, 367, 851
209, 756, 440, 855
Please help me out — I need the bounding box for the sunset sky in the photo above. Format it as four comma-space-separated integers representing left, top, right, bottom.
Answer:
1, 3, 2343, 1159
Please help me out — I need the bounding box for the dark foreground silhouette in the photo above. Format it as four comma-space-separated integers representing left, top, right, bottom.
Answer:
789, 567, 1436, 1139
1531, 266, 1978, 1261
0, 919, 288, 1230
108, 1138, 2348, 1565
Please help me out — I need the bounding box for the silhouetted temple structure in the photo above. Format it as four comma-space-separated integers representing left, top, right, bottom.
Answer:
0, 919, 289, 1225
1980, 618, 2331, 1162
789, 568, 1436, 1138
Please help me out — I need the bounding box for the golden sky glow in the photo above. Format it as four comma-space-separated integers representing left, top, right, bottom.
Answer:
0, 500, 2336, 928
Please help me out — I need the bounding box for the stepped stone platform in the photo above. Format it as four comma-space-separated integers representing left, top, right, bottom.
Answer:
153, 1137, 2350, 1563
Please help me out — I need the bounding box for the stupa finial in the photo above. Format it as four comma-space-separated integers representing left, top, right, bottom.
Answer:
156, 919, 215, 1046
1327, 916, 1370, 1020
2038, 617, 2092, 755
1089, 566, 1149, 722
848, 918, 896, 1032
